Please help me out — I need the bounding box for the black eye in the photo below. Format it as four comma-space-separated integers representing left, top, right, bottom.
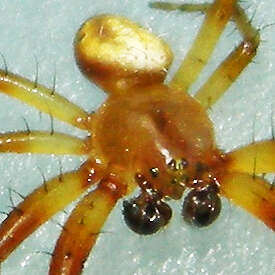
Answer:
123, 193, 172, 235
182, 185, 221, 227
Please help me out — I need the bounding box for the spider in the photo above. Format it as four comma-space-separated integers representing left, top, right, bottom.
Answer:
0, 0, 274, 274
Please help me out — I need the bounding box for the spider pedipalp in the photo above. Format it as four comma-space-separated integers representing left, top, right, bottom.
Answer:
123, 191, 172, 235
182, 184, 221, 227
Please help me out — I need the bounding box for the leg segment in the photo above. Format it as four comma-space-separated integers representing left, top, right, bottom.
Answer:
167, 0, 238, 91
150, 2, 209, 13
0, 160, 104, 262
220, 172, 275, 230
152, 2, 259, 108
0, 70, 92, 130
226, 140, 275, 174
49, 174, 127, 275
195, 4, 260, 108
0, 131, 88, 155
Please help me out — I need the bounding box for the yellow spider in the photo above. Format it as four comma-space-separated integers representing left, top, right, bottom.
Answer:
0, 1, 274, 274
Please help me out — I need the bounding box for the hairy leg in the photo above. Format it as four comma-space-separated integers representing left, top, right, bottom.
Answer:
151, 1, 259, 108
226, 140, 275, 174
163, 0, 238, 91
49, 174, 127, 275
195, 4, 259, 108
0, 131, 87, 155
220, 172, 275, 230
0, 70, 92, 130
0, 160, 104, 262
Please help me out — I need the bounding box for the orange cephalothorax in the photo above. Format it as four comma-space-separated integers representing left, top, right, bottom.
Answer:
89, 83, 216, 198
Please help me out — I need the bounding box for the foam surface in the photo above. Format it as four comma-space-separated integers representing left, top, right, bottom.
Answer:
0, 1, 274, 274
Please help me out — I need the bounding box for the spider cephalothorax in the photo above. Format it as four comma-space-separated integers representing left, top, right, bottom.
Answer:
0, 1, 274, 275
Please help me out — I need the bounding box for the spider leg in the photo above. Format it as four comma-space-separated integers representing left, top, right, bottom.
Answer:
154, 1, 259, 107
194, 4, 260, 108
49, 174, 127, 275
0, 160, 104, 262
167, 0, 238, 91
220, 172, 275, 231
226, 140, 275, 174
150, 2, 210, 13
0, 131, 87, 155
0, 70, 92, 130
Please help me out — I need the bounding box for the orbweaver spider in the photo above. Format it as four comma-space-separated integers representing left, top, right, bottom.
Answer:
2, 1, 274, 274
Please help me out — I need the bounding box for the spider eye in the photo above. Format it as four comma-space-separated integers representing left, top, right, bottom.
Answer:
123, 194, 172, 235
182, 185, 221, 227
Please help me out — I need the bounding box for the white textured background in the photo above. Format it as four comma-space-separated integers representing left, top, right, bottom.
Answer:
0, 0, 274, 274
